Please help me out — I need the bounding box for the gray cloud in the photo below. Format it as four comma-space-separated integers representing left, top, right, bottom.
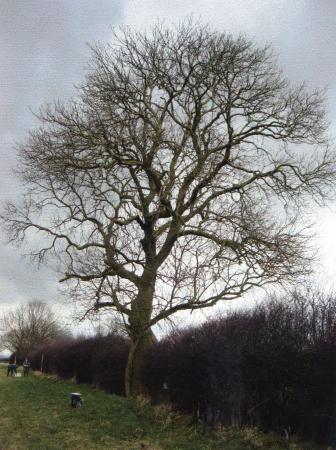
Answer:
0, 0, 124, 306
125, 1, 336, 114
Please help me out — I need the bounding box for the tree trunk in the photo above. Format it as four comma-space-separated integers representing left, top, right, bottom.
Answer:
125, 328, 156, 397
125, 280, 156, 397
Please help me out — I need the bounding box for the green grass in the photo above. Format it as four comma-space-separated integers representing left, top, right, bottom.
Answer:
0, 365, 320, 450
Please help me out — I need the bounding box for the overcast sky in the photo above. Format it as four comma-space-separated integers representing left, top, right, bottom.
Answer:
1, 1, 336, 325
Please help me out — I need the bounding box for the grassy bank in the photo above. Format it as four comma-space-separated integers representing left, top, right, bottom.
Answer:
0, 365, 320, 449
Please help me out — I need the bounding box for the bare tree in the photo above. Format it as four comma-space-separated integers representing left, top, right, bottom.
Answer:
0, 301, 67, 357
2, 21, 335, 395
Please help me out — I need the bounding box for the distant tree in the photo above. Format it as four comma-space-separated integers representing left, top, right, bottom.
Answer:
2, 21, 335, 395
0, 301, 67, 358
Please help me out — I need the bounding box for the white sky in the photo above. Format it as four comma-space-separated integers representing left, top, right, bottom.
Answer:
1, 0, 336, 332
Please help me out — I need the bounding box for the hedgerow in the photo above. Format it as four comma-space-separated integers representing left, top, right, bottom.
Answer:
27, 291, 336, 446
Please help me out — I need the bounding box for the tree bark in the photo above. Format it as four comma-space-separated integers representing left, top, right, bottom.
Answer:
125, 279, 156, 397
125, 327, 156, 397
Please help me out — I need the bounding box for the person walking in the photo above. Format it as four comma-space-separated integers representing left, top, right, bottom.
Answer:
23, 358, 30, 377
7, 363, 17, 376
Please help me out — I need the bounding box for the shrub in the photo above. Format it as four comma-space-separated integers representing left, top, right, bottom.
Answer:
143, 293, 336, 446
27, 290, 336, 446
28, 334, 129, 395
92, 335, 129, 395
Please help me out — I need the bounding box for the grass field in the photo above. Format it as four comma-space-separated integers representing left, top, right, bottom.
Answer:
0, 364, 321, 450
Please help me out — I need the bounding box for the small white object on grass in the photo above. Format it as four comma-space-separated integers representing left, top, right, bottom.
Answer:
70, 392, 83, 408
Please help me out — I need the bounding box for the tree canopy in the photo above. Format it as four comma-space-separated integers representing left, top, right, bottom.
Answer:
0, 301, 67, 358
2, 21, 335, 394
